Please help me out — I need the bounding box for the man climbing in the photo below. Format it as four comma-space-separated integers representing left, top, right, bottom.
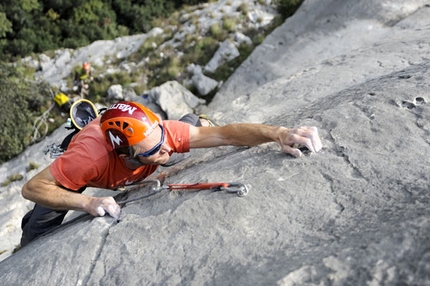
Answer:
20, 101, 322, 246
73, 62, 93, 98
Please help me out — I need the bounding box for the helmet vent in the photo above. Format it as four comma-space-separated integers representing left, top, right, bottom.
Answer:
106, 121, 130, 131
109, 121, 121, 128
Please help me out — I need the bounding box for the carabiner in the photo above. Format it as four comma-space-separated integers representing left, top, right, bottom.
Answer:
220, 182, 249, 197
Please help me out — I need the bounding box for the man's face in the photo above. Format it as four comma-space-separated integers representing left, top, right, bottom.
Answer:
132, 124, 171, 165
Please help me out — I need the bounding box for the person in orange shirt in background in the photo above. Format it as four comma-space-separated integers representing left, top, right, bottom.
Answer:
73, 62, 93, 98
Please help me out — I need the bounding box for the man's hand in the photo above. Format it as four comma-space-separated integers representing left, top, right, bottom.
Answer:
87, 197, 121, 219
279, 126, 322, 158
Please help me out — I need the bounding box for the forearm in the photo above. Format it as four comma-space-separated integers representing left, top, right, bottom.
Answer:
190, 123, 322, 157
190, 123, 286, 148
21, 166, 94, 213
220, 123, 284, 146
22, 167, 121, 219
22, 179, 90, 212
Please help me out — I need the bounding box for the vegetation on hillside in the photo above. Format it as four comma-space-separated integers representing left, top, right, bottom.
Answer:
0, 62, 62, 163
0, 0, 304, 164
0, 0, 207, 61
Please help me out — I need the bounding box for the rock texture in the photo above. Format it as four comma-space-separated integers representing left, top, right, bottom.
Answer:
210, 0, 430, 110
1, 0, 430, 285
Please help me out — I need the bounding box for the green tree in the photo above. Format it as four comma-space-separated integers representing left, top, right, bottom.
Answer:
113, 0, 176, 33
0, 0, 213, 59
0, 12, 12, 37
20, 0, 40, 12
0, 62, 38, 163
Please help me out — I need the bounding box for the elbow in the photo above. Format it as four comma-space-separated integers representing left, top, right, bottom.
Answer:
21, 182, 35, 201
21, 183, 30, 200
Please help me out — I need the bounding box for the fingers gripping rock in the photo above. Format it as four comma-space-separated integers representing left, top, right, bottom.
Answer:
279, 126, 322, 157
282, 144, 303, 158
307, 126, 322, 152
94, 197, 121, 219
105, 204, 121, 220
96, 206, 106, 217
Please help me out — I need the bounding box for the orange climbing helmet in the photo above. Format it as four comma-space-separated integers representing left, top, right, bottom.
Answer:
100, 101, 160, 149
82, 62, 91, 71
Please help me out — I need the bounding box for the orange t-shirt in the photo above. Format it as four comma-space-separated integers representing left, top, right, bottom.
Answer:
50, 117, 190, 190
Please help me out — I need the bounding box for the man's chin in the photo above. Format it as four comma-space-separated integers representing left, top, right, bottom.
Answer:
152, 155, 170, 165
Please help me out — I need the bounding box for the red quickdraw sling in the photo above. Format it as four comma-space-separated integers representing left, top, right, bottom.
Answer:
116, 180, 249, 205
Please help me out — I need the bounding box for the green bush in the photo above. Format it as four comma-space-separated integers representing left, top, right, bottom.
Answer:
272, 0, 304, 19
237, 3, 249, 15
209, 23, 224, 40
1, 173, 24, 187
0, 63, 60, 164
222, 16, 237, 32
26, 162, 40, 172
0, 65, 34, 163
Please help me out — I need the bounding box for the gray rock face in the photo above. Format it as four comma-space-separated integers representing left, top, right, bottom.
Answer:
140, 81, 206, 120
210, 0, 430, 109
1, 0, 430, 285
204, 39, 240, 73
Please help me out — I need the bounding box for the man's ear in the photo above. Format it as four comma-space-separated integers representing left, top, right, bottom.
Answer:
118, 153, 131, 160
116, 146, 135, 160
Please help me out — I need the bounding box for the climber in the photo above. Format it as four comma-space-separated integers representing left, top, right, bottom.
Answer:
73, 62, 93, 98
20, 101, 322, 246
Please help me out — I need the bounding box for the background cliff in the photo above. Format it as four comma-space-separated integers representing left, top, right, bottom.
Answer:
0, 0, 429, 285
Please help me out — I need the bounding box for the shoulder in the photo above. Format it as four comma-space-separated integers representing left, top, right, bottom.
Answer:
163, 120, 190, 139
163, 120, 190, 153
68, 117, 112, 158
50, 118, 112, 189
163, 120, 189, 131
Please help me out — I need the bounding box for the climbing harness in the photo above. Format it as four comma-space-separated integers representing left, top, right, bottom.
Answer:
116, 179, 249, 205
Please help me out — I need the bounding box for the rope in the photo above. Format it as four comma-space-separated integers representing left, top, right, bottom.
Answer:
31, 102, 55, 143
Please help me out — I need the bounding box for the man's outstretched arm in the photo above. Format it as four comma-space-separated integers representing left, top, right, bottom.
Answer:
21, 167, 120, 219
189, 124, 322, 158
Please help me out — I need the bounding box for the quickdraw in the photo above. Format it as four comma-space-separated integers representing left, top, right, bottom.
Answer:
166, 182, 249, 197
116, 179, 249, 205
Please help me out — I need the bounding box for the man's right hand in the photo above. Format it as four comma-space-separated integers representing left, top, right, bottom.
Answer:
22, 167, 122, 219
87, 197, 121, 219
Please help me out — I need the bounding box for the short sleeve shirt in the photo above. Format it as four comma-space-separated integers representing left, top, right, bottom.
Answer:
50, 117, 190, 191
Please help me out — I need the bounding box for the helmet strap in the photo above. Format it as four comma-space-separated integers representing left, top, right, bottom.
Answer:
125, 146, 146, 168
127, 158, 146, 167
